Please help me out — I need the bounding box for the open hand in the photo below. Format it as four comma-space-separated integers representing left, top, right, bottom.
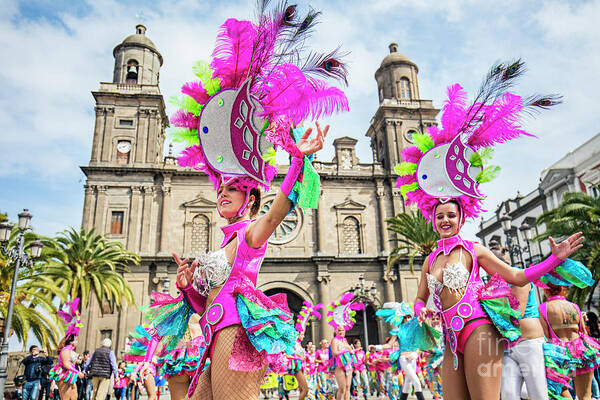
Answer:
174, 253, 198, 288
297, 121, 329, 156
549, 232, 584, 260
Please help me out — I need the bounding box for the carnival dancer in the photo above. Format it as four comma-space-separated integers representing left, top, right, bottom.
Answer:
537, 258, 600, 400
305, 343, 318, 400
316, 339, 334, 399
374, 302, 440, 400
351, 339, 369, 400
422, 313, 443, 400
291, 302, 322, 400
327, 293, 363, 400
363, 349, 379, 398
393, 59, 582, 399
493, 245, 550, 400
49, 298, 84, 400
140, 2, 348, 399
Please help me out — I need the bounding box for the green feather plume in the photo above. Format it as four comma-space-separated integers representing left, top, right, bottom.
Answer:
470, 147, 494, 167
476, 165, 501, 183
169, 95, 203, 116
261, 147, 277, 166
394, 162, 417, 176
400, 182, 419, 197
192, 60, 220, 96
412, 133, 435, 153
168, 127, 199, 146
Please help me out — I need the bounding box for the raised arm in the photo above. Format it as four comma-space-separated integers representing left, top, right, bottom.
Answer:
475, 232, 584, 286
246, 123, 329, 248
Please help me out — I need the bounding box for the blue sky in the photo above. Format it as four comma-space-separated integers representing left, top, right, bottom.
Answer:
1, 0, 599, 244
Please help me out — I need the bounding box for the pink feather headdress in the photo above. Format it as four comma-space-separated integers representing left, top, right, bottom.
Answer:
395, 60, 561, 221
57, 298, 83, 338
295, 301, 323, 335
171, 3, 349, 196
327, 293, 364, 331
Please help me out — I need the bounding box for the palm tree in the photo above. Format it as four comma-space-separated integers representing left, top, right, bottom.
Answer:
535, 185, 600, 307
42, 227, 140, 312
0, 228, 66, 349
386, 210, 439, 273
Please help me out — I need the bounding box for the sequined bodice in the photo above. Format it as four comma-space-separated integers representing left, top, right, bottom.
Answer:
192, 249, 233, 296
426, 249, 470, 310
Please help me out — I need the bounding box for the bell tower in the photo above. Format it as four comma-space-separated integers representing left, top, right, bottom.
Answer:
366, 43, 439, 172
88, 24, 168, 168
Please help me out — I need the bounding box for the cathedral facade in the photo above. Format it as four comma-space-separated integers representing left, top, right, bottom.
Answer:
78, 25, 439, 355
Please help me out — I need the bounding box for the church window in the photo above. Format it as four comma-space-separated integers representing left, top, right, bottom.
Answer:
190, 214, 210, 254
110, 211, 124, 234
342, 216, 362, 254
406, 130, 417, 143
259, 197, 302, 244
119, 119, 134, 126
100, 329, 113, 340
399, 78, 411, 99
126, 60, 139, 84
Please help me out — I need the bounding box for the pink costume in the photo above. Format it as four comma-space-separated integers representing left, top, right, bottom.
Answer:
305, 352, 317, 376
539, 296, 600, 375
287, 341, 306, 374
48, 345, 79, 385
316, 349, 330, 373
353, 349, 366, 372
178, 219, 296, 395
330, 336, 354, 372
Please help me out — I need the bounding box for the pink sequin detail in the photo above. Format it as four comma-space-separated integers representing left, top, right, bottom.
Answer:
229, 326, 267, 371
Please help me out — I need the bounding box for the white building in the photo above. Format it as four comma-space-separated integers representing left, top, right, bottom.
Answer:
476, 133, 600, 266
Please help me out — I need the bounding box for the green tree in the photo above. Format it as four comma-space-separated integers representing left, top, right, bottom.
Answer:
536, 185, 600, 307
386, 210, 438, 273
42, 227, 140, 312
0, 228, 65, 349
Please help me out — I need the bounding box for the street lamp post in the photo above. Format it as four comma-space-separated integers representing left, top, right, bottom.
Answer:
0, 210, 43, 399
500, 213, 536, 267
350, 275, 378, 348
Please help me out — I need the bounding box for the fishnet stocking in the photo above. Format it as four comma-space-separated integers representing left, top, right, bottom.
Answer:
188, 325, 267, 400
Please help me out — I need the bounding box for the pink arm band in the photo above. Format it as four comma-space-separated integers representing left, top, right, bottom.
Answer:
178, 283, 206, 314
414, 300, 425, 317
280, 157, 304, 196
524, 254, 563, 283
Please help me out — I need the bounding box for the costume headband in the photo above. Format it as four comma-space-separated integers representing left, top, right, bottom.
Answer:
327, 292, 364, 330
395, 60, 561, 221
171, 3, 349, 198
376, 302, 414, 327
295, 301, 323, 335
57, 297, 83, 338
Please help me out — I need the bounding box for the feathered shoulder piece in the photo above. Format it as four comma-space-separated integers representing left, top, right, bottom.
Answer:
535, 258, 594, 289
395, 60, 561, 221
170, 1, 349, 192
327, 292, 364, 330
123, 325, 160, 363
375, 302, 413, 328
57, 297, 83, 338
295, 300, 323, 334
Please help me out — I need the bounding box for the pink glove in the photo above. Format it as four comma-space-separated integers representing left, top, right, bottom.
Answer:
524, 254, 563, 283
414, 300, 425, 317
280, 157, 304, 196
178, 283, 206, 314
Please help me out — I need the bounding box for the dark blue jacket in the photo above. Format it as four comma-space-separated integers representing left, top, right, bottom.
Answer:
21, 355, 53, 382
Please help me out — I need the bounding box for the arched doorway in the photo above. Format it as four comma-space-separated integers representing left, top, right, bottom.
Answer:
345, 304, 379, 348
264, 288, 313, 345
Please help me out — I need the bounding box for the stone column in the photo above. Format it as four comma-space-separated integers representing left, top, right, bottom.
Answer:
376, 181, 390, 254
382, 262, 397, 304
159, 181, 172, 254
128, 186, 142, 252
317, 264, 332, 341
94, 186, 107, 233
100, 107, 115, 162
137, 109, 149, 164
316, 204, 326, 255
82, 185, 96, 229
140, 185, 154, 254
91, 107, 105, 163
